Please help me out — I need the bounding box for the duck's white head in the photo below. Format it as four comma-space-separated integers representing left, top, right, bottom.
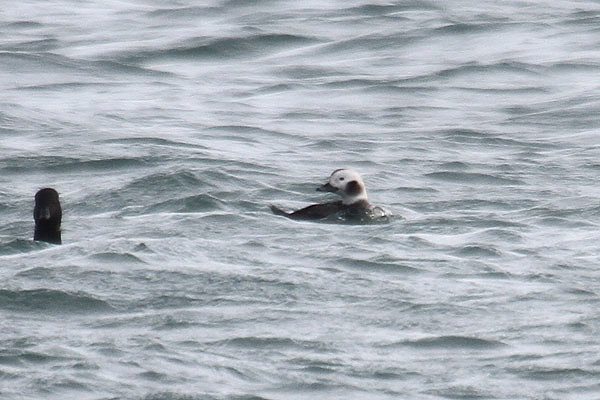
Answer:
317, 169, 368, 205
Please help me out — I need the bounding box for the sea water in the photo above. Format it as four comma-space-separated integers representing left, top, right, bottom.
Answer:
2, 1, 600, 399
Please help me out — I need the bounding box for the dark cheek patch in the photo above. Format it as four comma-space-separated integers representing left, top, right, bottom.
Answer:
346, 180, 362, 196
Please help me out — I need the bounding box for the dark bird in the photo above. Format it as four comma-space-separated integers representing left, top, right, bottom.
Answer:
33, 188, 62, 244
270, 169, 387, 222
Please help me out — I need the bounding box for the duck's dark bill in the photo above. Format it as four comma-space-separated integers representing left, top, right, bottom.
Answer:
317, 182, 337, 192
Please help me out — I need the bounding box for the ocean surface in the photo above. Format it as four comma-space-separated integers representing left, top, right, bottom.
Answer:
2, 1, 600, 399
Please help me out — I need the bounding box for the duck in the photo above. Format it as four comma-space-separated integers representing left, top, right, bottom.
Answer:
270, 169, 387, 222
33, 188, 62, 244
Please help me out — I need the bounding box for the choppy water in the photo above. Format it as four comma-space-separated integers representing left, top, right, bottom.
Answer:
2, 1, 600, 399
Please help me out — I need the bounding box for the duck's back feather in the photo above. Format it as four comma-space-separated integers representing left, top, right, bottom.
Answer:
270, 201, 344, 220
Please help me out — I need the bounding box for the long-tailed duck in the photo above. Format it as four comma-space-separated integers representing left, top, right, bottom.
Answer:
270, 169, 388, 222
33, 188, 62, 244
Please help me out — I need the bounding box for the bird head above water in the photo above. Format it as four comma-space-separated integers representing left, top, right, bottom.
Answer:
33, 188, 62, 244
317, 168, 368, 205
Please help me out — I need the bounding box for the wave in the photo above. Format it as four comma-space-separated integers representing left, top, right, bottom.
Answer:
97, 137, 208, 150
562, 9, 600, 26
0, 239, 44, 255
336, 257, 421, 274
386, 335, 506, 349
124, 170, 205, 193
512, 366, 598, 381
0, 288, 114, 313
70, 169, 211, 215
455, 244, 502, 258
425, 171, 523, 185
143, 394, 272, 400
433, 21, 520, 35
433, 61, 543, 79
316, 32, 421, 55
3, 38, 60, 52
441, 128, 556, 148
0, 349, 73, 366
0, 155, 148, 175
6, 21, 44, 28
343, 2, 441, 16
210, 336, 324, 351
143, 194, 223, 214
0, 52, 86, 73
146, 6, 222, 19
88, 252, 145, 264
117, 34, 318, 63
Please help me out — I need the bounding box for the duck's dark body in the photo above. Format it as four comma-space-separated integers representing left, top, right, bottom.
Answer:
270, 199, 374, 221
33, 188, 62, 245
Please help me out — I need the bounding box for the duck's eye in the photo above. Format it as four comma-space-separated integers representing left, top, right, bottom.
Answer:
339, 177, 345, 181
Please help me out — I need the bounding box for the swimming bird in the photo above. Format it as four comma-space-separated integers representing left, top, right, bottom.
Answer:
33, 188, 62, 244
270, 169, 387, 222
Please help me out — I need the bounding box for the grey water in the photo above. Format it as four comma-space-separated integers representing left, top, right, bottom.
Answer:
2, 0, 600, 399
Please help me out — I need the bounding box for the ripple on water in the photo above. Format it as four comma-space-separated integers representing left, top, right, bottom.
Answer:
2, 1, 600, 399
88, 251, 145, 264
425, 171, 523, 186
141, 194, 223, 214
0, 239, 48, 255
0, 156, 149, 175
335, 257, 421, 274
117, 34, 319, 64
210, 336, 328, 352
385, 335, 507, 350
0, 289, 114, 314
455, 244, 503, 258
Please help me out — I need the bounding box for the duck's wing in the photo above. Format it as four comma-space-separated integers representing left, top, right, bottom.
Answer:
270, 201, 343, 220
